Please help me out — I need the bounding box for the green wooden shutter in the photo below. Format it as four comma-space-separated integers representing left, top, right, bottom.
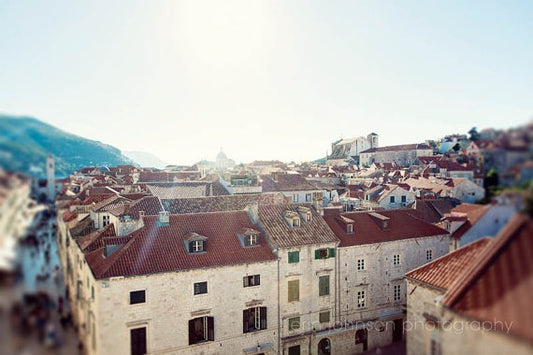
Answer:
315, 249, 321, 259
319, 275, 330, 296
328, 248, 336, 258
288, 251, 299, 263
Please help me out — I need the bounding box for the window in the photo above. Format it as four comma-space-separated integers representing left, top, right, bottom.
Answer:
293, 218, 300, 227
288, 317, 300, 331
288, 251, 300, 263
288, 345, 301, 355
394, 284, 401, 301
401, 195, 407, 203
243, 307, 267, 333
347, 223, 353, 233
103, 215, 110, 227
243, 275, 260, 287
426, 250, 433, 261
357, 259, 365, 271
189, 316, 214, 344
189, 240, 205, 253
292, 194, 299, 203
288, 280, 299, 302
194, 281, 208, 295
319, 275, 330, 296
315, 248, 335, 259
244, 234, 259, 247
130, 290, 146, 304
319, 311, 330, 323
357, 290, 366, 308
305, 193, 312, 202
393, 254, 401, 266
390, 196, 395, 203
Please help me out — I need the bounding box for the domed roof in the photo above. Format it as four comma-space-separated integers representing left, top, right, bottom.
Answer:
216, 148, 227, 161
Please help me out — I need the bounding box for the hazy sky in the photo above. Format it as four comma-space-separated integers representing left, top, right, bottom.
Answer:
1, 0, 532, 165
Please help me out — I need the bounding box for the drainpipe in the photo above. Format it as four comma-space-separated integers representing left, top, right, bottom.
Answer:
335, 244, 341, 322
277, 252, 281, 354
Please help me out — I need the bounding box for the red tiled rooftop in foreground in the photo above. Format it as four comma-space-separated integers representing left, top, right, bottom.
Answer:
406, 238, 492, 291
85, 211, 276, 279
443, 214, 533, 343
324, 209, 448, 247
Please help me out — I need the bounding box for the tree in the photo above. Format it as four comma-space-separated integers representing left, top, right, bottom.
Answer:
482, 168, 500, 203
468, 127, 480, 141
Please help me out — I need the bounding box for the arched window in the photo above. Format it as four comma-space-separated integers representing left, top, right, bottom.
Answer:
318, 338, 331, 355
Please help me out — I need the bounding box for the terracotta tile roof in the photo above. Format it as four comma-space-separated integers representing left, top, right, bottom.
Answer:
127, 196, 163, 218
139, 171, 201, 182
442, 214, 533, 343
406, 238, 492, 290
410, 198, 460, 224
77, 224, 118, 252
69, 193, 115, 207
84, 211, 276, 279
146, 182, 229, 199
162, 193, 287, 214
69, 215, 96, 238
324, 209, 448, 247
261, 174, 319, 192
91, 196, 132, 213
434, 160, 472, 171
88, 186, 119, 195
62, 210, 78, 222
120, 193, 149, 201
360, 143, 432, 154
258, 204, 339, 248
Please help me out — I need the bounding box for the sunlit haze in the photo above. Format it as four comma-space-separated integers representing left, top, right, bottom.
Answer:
1, 0, 532, 165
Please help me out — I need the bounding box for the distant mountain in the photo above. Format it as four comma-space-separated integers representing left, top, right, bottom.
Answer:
123, 151, 167, 169
0, 115, 134, 177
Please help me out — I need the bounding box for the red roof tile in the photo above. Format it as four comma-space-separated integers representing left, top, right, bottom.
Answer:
324, 209, 448, 247
85, 211, 276, 279
360, 143, 432, 154
406, 238, 492, 290
261, 174, 319, 192
442, 214, 533, 343
258, 204, 339, 248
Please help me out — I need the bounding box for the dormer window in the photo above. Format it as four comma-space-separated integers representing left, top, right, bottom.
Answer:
292, 218, 300, 227
297, 206, 312, 222
238, 227, 261, 247
245, 234, 258, 247
347, 224, 353, 233
190, 240, 204, 253
284, 210, 301, 228
184, 232, 208, 254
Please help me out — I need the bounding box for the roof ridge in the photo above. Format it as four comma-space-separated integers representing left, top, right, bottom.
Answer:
442, 214, 529, 307
406, 237, 491, 282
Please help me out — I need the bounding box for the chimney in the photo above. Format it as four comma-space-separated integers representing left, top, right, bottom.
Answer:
323, 206, 342, 217
158, 211, 170, 226
245, 203, 259, 223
